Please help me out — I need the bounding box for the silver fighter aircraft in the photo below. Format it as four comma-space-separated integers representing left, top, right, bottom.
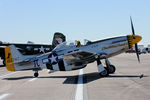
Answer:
4, 18, 142, 77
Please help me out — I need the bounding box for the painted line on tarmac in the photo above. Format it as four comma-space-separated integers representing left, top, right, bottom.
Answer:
75, 69, 83, 100
0, 93, 11, 100
28, 78, 38, 82
0, 72, 18, 78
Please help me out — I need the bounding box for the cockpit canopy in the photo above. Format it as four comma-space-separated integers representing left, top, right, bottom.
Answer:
53, 40, 83, 51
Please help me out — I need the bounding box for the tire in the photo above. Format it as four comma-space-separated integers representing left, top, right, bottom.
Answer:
108, 65, 116, 74
34, 73, 39, 77
99, 68, 109, 77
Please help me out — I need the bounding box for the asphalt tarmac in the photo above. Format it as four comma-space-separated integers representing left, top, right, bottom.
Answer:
0, 53, 150, 100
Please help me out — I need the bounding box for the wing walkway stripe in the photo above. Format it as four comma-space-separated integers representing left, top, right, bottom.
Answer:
75, 69, 83, 100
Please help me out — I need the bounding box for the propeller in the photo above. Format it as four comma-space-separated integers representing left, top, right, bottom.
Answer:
130, 17, 140, 63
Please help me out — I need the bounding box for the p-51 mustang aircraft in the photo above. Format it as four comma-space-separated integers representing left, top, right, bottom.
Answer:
4, 18, 142, 77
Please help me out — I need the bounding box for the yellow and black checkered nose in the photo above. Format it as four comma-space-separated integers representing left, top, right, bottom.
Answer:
128, 35, 142, 48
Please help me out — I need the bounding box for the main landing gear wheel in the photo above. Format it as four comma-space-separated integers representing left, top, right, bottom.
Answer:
99, 68, 109, 77
34, 72, 39, 77
107, 65, 116, 74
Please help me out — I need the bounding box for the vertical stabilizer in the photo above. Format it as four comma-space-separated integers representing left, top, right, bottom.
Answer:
5, 45, 24, 71
52, 32, 66, 48
5, 46, 15, 71
9, 45, 24, 62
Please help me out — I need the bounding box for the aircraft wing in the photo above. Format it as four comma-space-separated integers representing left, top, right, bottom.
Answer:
63, 51, 96, 65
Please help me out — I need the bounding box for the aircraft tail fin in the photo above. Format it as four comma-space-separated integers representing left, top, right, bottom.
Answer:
5, 45, 25, 71
52, 32, 66, 48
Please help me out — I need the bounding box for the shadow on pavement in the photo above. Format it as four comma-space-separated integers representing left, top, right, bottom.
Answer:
3, 72, 148, 84
3, 76, 34, 80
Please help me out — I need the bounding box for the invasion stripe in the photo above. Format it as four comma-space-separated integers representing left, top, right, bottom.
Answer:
58, 60, 65, 71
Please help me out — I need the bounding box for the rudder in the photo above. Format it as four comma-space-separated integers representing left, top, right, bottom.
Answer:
52, 32, 66, 48
5, 46, 15, 71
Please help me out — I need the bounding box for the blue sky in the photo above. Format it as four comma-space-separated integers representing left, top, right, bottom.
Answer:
0, 0, 150, 46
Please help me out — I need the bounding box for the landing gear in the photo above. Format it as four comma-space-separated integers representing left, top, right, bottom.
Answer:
97, 58, 109, 77
107, 65, 116, 74
105, 59, 116, 74
99, 67, 109, 77
34, 71, 39, 77
33, 60, 40, 77
96, 58, 116, 77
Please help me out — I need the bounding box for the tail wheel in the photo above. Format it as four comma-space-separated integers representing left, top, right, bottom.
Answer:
108, 65, 116, 74
34, 72, 39, 77
99, 67, 109, 77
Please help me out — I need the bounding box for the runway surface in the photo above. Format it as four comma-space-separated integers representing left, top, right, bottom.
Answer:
0, 53, 150, 100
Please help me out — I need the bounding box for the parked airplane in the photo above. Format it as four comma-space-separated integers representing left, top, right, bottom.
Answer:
0, 32, 66, 66
4, 18, 142, 77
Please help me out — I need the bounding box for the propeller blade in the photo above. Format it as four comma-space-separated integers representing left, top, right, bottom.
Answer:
130, 16, 135, 35
130, 16, 140, 63
135, 43, 140, 63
